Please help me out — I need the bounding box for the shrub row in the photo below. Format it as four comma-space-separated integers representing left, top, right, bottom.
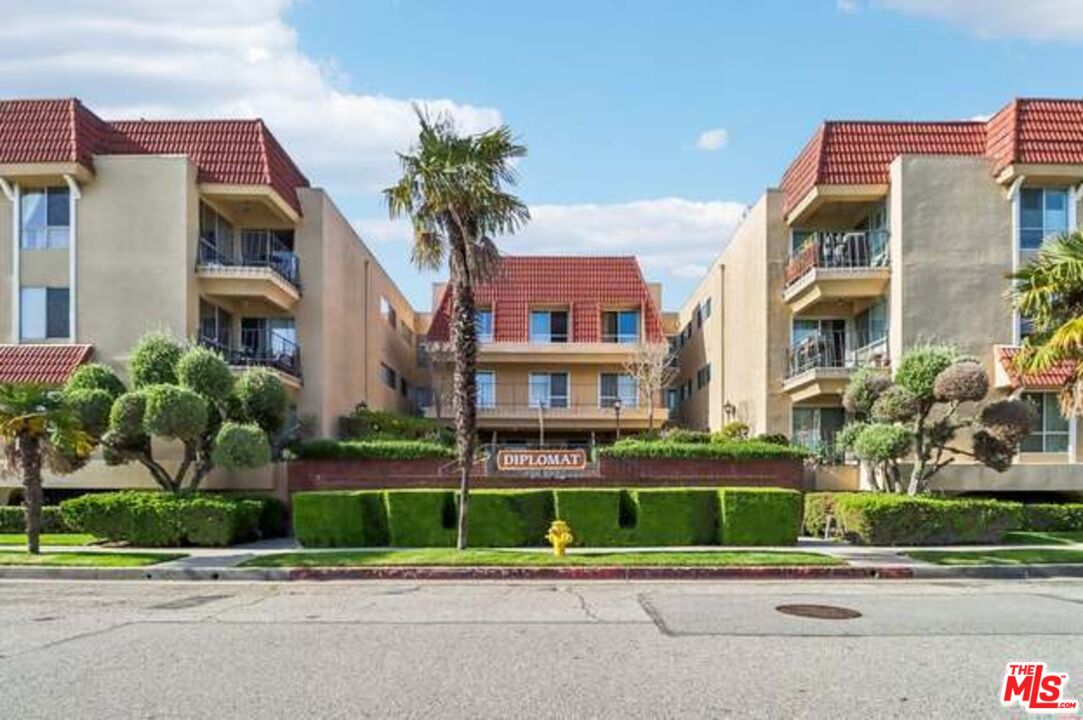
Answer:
338, 407, 454, 445
59, 492, 286, 547
598, 438, 808, 460
804, 493, 1083, 545
296, 439, 455, 461
293, 487, 803, 548
0, 506, 71, 533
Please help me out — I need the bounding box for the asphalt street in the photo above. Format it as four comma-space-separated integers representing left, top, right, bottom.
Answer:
1, 578, 1081, 719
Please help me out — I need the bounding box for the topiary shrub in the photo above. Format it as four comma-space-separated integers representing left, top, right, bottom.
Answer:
719, 488, 802, 546
64, 363, 126, 401
234, 369, 290, 435
662, 428, 712, 444
142, 384, 208, 441
64, 388, 114, 438
384, 491, 456, 547
715, 421, 750, 441
212, 422, 272, 469
852, 423, 912, 462
842, 368, 892, 416
176, 346, 235, 401
894, 344, 959, 399
870, 386, 920, 423
226, 494, 289, 538
832, 494, 1023, 545
598, 438, 808, 460
129, 333, 184, 388
469, 491, 554, 547
292, 491, 388, 548
933, 360, 989, 402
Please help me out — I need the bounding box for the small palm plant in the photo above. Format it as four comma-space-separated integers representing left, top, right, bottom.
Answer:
0, 384, 93, 553
1010, 230, 1083, 416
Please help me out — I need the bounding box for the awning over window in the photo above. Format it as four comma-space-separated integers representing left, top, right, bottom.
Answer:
0, 344, 93, 385
995, 345, 1077, 391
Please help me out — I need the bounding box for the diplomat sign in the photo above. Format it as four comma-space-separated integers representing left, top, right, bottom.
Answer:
495, 448, 589, 473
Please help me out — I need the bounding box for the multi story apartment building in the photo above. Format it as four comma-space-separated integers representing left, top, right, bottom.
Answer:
0, 98, 420, 492
421, 256, 671, 444
674, 98, 1083, 491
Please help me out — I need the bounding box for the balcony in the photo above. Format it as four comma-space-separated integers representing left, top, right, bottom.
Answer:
199, 328, 302, 388
421, 383, 669, 431
472, 339, 647, 364
783, 231, 890, 314
196, 235, 301, 312
783, 331, 889, 403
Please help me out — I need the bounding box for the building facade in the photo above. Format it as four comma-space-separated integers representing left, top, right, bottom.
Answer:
0, 98, 420, 494
421, 256, 671, 444
674, 98, 1083, 492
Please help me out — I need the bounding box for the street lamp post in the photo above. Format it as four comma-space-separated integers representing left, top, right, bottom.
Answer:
613, 398, 622, 440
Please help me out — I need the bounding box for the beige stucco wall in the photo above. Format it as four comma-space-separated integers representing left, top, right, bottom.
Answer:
0, 192, 11, 341
294, 188, 420, 437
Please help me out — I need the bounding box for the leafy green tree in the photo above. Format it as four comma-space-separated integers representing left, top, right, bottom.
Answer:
1010, 230, 1083, 416
68, 334, 288, 493
0, 384, 92, 553
385, 109, 529, 549
838, 344, 1036, 495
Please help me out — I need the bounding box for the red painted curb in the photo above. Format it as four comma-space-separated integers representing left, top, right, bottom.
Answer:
287, 565, 914, 581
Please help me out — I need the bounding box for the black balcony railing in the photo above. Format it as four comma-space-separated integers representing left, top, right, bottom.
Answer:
785, 230, 889, 287
197, 235, 301, 290
420, 381, 665, 416
200, 328, 301, 378
785, 331, 889, 379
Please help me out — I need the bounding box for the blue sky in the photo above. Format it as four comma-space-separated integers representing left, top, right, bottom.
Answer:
2, 0, 1081, 309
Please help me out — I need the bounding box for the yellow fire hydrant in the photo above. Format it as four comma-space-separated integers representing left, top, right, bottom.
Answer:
546, 520, 574, 557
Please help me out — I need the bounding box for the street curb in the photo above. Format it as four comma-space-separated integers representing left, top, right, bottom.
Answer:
909, 564, 1083, 580
0, 565, 912, 582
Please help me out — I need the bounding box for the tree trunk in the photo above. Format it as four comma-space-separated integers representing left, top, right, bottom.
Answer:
450, 249, 478, 551
20, 435, 43, 555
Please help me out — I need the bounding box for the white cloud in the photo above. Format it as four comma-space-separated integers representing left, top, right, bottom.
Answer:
696, 127, 729, 152
356, 197, 747, 286
0, 0, 502, 196
878, 0, 1083, 41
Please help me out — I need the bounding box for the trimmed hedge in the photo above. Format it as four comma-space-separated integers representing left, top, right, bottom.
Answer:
297, 439, 455, 461
634, 490, 719, 545
598, 439, 807, 460
1021, 503, 1083, 532
293, 491, 388, 548
469, 491, 554, 547
385, 491, 457, 547
553, 490, 629, 546
832, 494, 1023, 546
59, 492, 266, 547
719, 489, 803, 546
0, 506, 71, 533
802, 492, 854, 538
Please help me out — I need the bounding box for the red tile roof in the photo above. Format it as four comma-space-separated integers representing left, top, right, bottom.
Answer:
780, 98, 1083, 214
0, 344, 94, 385
996, 345, 1078, 391
427, 256, 666, 344
0, 98, 308, 214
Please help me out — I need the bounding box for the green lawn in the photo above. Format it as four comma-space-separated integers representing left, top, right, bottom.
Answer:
1001, 531, 1083, 546
0, 551, 184, 567
242, 549, 843, 569
907, 548, 1083, 566
0, 533, 99, 547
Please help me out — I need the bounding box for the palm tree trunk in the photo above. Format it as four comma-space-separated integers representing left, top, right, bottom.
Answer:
20, 435, 43, 555
450, 257, 479, 551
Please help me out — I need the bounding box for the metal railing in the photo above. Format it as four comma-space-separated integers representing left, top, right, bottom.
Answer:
785, 331, 890, 379
421, 382, 665, 416
785, 230, 890, 287
600, 332, 641, 344
197, 234, 301, 290
200, 328, 302, 378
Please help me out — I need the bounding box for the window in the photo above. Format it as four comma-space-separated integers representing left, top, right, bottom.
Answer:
1021, 392, 1070, 453
1020, 188, 1069, 251
854, 299, 887, 349
666, 388, 680, 410
792, 407, 846, 450
529, 372, 569, 408
20, 187, 70, 250
697, 364, 711, 389
600, 373, 638, 408
379, 362, 397, 389
601, 310, 639, 343
199, 300, 233, 351
790, 229, 812, 256
476, 371, 496, 409
701, 297, 712, 319
530, 310, 569, 343
476, 309, 494, 343
380, 297, 397, 330
399, 377, 409, 399
20, 287, 69, 340
198, 202, 234, 261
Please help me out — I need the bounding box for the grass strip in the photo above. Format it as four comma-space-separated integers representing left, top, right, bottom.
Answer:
0, 534, 99, 547
907, 548, 1083, 566
0, 551, 184, 567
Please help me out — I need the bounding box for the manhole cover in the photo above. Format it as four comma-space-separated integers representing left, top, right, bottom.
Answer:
775, 604, 862, 620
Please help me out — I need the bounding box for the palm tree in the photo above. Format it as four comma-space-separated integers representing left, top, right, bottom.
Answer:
0, 384, 92, 553
385, 109, 529, 549
1010, 230, 1083, 416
